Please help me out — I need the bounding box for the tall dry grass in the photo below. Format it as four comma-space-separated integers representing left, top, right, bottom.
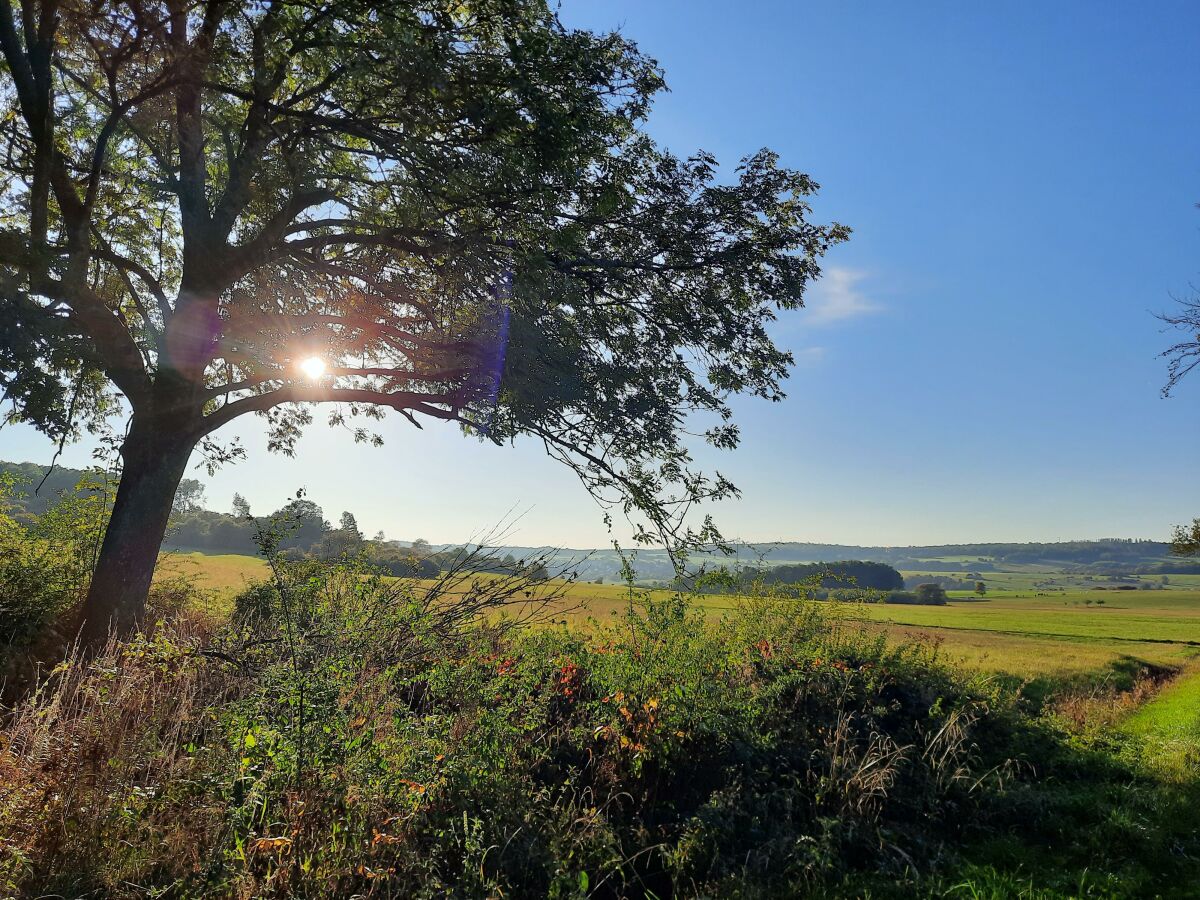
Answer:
0, 612, 241, 893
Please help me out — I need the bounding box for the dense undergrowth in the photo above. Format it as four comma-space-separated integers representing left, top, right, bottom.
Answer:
0, 490, 1197, 897
0, 543, 1197, 899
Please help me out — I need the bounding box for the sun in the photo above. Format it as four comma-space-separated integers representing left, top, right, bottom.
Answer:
298, 356, 327, 380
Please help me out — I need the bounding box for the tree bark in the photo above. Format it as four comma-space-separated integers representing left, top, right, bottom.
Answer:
78, 414, 195, 646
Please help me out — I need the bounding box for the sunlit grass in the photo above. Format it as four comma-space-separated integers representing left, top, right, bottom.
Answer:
1122, 664, 1200, 780
877, 625, 1198, 677
844, 593, 1200, 644
153, 553, 1200, 686
155, 551, 269, 600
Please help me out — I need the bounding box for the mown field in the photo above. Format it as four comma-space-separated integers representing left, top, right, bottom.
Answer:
902, 556, 1200, 595
156, 550, 269, 595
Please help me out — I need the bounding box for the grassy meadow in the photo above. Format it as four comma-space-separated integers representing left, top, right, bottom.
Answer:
156, 550, 1200, 683
430, 577, 1200, 682
156, 550, 270, 595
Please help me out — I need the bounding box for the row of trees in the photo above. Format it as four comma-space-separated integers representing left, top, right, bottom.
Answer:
721, 539, 1194, 571
688, 560, 905, 595
1172, 520, 1200, 558
754, 560, 905, 591
0, 459, 551, 582
170, 495, 549, 579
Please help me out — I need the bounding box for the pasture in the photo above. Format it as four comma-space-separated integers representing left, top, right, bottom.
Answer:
159, 551, 1200, 684
846, 592, 1200, 645
902, 563, 1200, 596
155, 551, 269, 600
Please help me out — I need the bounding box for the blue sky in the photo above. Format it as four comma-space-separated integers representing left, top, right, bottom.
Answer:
2, 0, 1198, 547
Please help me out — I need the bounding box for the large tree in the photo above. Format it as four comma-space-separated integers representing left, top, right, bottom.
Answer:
0, 0, 847, 643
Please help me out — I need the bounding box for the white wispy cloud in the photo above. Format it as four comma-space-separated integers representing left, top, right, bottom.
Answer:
804, 267, 881, 325
794, 346, 827, 366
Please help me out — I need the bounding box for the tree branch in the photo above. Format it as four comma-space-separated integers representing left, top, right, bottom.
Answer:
91, 243, 173, 320
201, 365, 472, 400
36, 278, 152, 404
197, 384, 467, 437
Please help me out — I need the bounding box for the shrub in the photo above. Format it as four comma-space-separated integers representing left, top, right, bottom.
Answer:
4, 552, 1198, 897
913, 583, 949, 605
883, 590, 947, 606
0, 472, 110, 652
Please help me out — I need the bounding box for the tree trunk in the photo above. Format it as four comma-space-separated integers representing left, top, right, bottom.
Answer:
78, 415, 194, 646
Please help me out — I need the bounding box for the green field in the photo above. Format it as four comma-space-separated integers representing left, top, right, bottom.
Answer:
529, 579, 1200, 676
1122, 665, 1200, 778
844, 593, 1200, 644
156, 550, 269, 596
903, 565, 1200, 596
161, 551, 1200, 683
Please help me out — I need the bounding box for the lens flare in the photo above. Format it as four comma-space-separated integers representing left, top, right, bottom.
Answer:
299, 356, 326, 380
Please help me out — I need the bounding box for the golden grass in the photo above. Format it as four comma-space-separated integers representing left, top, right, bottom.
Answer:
154, 551, 269, 599
878, 625, 1198, 678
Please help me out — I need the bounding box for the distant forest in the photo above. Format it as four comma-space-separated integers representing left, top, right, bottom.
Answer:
0, 461, 546, 580
689, 560, 906, 594
2, 460, 1197, 579
720, 539, 1195, 573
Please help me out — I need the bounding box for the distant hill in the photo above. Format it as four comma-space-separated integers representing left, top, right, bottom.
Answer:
3, 459, 1196, 580
415, 537, 1197, 582
0, 460, 111, 517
